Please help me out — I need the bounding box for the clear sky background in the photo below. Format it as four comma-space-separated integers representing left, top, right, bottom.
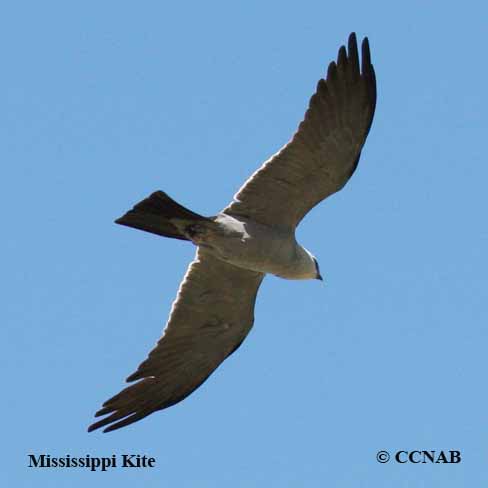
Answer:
3, 1, 487, 486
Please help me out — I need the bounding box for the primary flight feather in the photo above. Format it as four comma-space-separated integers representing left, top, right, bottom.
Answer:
89, 32, 376, 433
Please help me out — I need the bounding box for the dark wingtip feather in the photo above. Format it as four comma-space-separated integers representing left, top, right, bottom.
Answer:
337, 45, 347, 66
89, 405, 156, 433
316, 78, 327, 93
358, 36, 376, 137
87, 419, 105, 433
95, 406, 114, 417
348, 32, 357, 47
88, 409, 134, 433
326, 61, 338, 81
126, 370, 143, 382
346, 32, 360, 79
361, 37, 372, 72
101, 411, 151, 433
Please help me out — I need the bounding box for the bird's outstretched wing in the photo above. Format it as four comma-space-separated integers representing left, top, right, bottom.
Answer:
223, 33, 376, 229
88, 249, 264, 433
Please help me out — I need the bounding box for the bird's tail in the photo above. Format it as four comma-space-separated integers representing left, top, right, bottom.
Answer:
115, 190, 210, 241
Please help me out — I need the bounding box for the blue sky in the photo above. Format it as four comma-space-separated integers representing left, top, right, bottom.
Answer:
3, 1, 487, 486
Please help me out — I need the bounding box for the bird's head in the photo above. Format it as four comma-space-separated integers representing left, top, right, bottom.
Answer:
312, 257, 323, 281
300, 248, 324, 281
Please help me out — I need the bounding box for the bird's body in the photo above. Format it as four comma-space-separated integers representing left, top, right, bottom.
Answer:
89, 32, 376, 433
189, 213, 317, 280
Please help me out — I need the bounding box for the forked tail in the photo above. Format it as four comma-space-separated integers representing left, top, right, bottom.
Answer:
115, 190, 210, 241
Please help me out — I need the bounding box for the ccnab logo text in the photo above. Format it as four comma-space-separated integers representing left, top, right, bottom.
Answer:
395, 451, 461, 464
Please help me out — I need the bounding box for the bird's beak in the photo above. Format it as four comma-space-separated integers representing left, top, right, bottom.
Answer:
317, 273, 323, 281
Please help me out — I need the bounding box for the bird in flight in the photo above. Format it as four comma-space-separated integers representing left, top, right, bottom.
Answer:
88, 32, 376, 433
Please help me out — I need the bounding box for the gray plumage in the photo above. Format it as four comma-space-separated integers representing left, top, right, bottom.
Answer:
88, 32, 376, 433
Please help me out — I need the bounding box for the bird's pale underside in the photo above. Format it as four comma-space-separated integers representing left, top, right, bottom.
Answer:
88, 32, 376, 433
